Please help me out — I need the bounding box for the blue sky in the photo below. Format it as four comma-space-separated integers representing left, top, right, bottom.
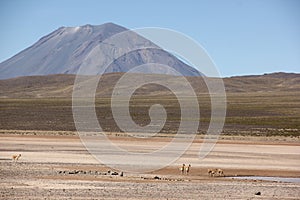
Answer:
0, 0, 299, 77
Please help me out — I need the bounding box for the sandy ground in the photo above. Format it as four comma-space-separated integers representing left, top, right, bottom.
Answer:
0, 132, 300, 199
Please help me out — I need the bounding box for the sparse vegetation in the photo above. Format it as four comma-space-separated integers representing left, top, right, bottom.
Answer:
0, 73, 299, 136
0, 91, 299, 136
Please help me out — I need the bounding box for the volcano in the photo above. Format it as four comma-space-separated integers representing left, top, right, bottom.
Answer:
0, 23, 202, 79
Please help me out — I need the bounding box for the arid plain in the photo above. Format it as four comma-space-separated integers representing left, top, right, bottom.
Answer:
1, 73, 300, 199
1, 132, 300, 199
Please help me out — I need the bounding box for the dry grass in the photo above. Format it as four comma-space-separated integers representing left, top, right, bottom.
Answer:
0, 72, 299, 136
0, 91, 299, 136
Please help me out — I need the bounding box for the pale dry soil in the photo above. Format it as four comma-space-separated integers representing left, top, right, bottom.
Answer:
0, 131, 300, 200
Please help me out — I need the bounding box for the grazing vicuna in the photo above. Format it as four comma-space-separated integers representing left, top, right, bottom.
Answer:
179, 164, 185, 174
208, 168, 216, 177
208, 168, 224, 177
12, 154, 21, 162
216, 168, 224, 177
185, 164, 191, 175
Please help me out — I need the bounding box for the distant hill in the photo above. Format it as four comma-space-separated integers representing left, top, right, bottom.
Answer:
0, 23, 201, 79
0, 72, 299, 98
230, 72, 300, 79
224, 72, 300, 93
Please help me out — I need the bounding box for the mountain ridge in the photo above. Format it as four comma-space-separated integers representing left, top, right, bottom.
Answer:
229, 72, 299, 79
0, 72, 299, 98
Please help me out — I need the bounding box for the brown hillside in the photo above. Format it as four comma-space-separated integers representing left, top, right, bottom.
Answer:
0, 72, 299, 98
